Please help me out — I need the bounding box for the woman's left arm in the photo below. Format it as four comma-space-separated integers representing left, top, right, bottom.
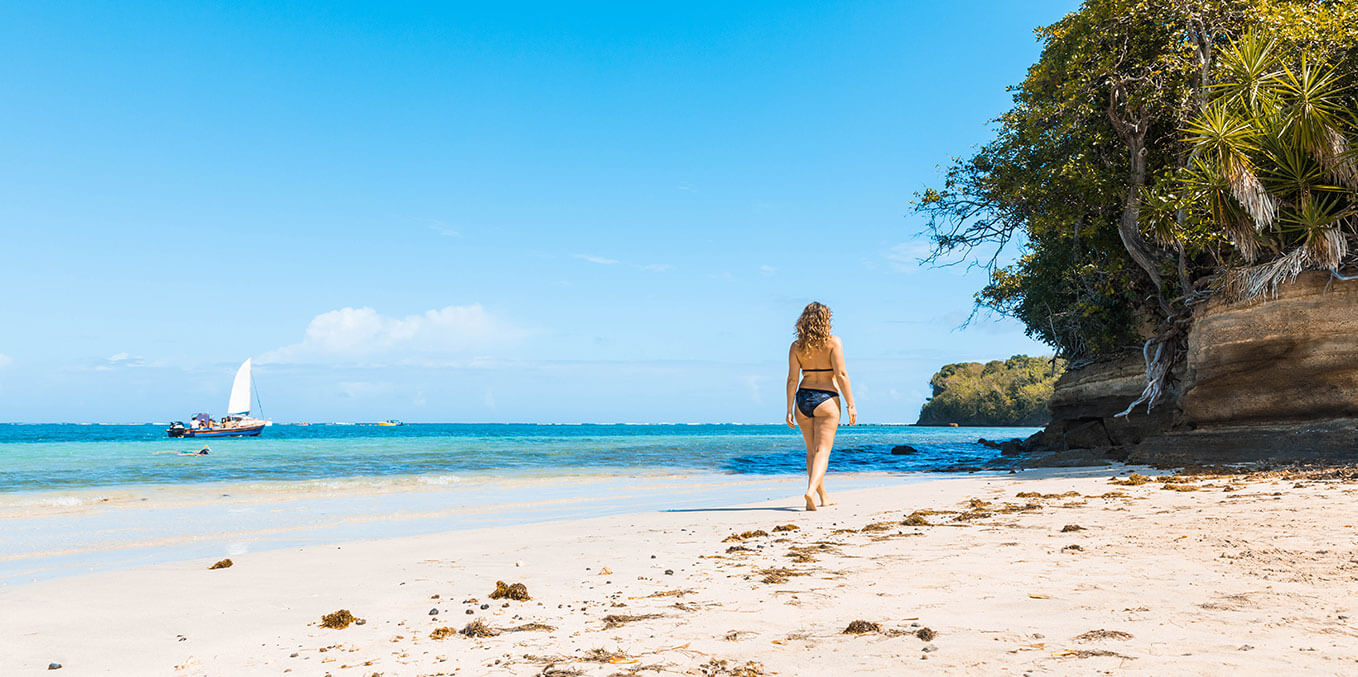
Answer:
831, 337, 856, 425
785, 343, 799, 428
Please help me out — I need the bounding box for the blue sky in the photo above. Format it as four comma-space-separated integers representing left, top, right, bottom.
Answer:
0, 1, 1077, 423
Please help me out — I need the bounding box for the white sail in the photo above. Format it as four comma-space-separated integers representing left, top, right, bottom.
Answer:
226, 359, 252, 416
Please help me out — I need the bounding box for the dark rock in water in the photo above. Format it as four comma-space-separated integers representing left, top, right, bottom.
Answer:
891, 445, 919, 455
978, 438, 1002, 449
48, 664, 62, 671
999, 440, 1025, 456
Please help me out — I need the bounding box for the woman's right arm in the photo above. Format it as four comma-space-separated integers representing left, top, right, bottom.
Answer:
831, 337, 856, 425
785, 343, 799, 428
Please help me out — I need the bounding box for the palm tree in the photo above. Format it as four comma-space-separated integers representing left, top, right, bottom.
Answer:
1158, 31, 1358, 299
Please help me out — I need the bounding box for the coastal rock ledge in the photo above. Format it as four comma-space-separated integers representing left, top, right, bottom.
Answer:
1021, 271, 1358, 466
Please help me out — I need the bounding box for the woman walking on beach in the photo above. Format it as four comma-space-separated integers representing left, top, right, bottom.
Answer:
786, 302, 856, 511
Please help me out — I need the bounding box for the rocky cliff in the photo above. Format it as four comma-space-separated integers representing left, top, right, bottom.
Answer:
1180, 271, 1358, 426
1021, 271, 1358, 465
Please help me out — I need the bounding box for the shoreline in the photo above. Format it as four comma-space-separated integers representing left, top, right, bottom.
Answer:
1, 470, 931, 587
3, 465, 1355, 674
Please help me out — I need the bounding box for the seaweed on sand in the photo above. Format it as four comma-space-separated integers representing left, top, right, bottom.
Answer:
1111, 473, 1152, 486
458, 620, 501, 638
320, 610, 361, 629
722, 530, 770, 543
208, 558, 233, 570
490, 580, 531, 601
757, 567, 811, 584
842, 620, 880, 634
915, 627, 936, 641
902, 512, 931, 527
1061, 524, 1084, 532
601, 613, 663, 629
699, 658, 766, 676
506, 622, 555, 632
771, 524, 800, 532
1075, 629, 1132, 642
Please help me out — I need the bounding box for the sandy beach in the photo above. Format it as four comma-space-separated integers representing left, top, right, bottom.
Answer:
3, 466, 1356, 675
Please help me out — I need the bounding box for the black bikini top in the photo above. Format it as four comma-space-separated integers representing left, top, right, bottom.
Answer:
802, 367, 832, 372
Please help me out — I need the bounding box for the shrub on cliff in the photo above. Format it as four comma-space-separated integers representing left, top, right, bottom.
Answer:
917, 355, 1065, 426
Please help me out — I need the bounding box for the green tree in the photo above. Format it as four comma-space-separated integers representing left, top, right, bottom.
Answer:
917, 356, 1066, 426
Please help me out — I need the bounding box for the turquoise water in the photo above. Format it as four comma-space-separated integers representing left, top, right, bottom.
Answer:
0, 423, 1036, 494
0, 424, 1037, 585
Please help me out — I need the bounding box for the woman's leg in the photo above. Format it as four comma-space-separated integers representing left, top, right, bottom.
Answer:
795, 405, 817, 510
808, 399, 840, 506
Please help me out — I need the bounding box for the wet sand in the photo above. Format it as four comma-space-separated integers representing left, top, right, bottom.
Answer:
1, 466, 1355, 675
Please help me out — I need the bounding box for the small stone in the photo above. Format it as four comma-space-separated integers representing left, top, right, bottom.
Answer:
664, 569, 674, 575
1239, 645, 1254, 651
910, 622, 920, 628
48, 663, 62, 670
480, 604, 489, 610
465, 610, 474, 615
290, 653, 299, 658
429, 608, 439, 616
922, 644, 937, 653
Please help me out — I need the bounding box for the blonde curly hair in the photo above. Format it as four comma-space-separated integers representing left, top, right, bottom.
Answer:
794, 302, 832, 353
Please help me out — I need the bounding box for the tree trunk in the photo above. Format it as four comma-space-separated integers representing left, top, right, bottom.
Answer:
1117, 130, 1163, 289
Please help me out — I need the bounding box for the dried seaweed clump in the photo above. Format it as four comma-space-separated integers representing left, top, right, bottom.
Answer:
757, 567, 809, 585
902, 511, 931, 527
1075, 629, 1133, 642
1111, 473, 1151, 486
771, 524, 800, 532
1060, 524, 1084, 532
490, 580, 531, 601
699, 659, 766, 676
860, 521, 895, 532
507, 621, 556, 632
459, 620, 501, 638
842, 620, 880, 634
320, 609, 360, 629
429, 626, 458, 640
722, 530, 770, 543
915, 627, 936, 641
1161, 483, 1199, 492
584, 648, 630, 663
602, 613, 663, 629
1016, 491, 1081, 499
208, 558, 233, 570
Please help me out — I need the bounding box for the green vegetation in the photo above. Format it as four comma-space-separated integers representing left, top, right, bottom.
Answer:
915, 0, 1358, 409
916, 356, 1066, 426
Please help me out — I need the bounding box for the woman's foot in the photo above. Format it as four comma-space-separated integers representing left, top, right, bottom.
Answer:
817, 489, 835, 507
803, 492, 818, 511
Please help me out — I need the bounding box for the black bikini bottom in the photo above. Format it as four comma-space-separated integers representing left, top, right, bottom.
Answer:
795, 388, 839, 418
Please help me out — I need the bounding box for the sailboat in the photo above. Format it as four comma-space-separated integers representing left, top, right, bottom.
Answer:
166, 359, 270, 438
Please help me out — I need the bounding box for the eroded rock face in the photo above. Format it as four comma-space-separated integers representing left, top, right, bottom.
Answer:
1181, 271, 1358, 426
1042, 355, 1177, 450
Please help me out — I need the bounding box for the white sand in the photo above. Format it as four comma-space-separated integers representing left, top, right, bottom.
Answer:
2, 467, 1355, 675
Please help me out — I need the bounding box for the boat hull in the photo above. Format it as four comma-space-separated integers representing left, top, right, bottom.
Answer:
172, 423, 265, 438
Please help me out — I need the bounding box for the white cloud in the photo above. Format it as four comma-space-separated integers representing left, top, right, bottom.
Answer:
639, 263, 675, 272
759, 265, 777, 275
573, 254, 619, 265
93, 352, 153, 370
885, 241, 932, 273
0, 353, 11, 369
260, 304, 529, 364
